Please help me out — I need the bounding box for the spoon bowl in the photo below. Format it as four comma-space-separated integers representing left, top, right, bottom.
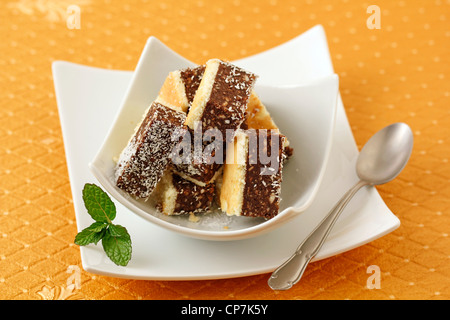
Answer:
357, 122, 413, 185
268, 122, 413, 290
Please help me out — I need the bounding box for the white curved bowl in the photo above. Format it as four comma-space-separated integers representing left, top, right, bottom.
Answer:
88, 36, 339, 240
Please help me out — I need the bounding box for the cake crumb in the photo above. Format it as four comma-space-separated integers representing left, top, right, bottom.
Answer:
189, 213, 200, 222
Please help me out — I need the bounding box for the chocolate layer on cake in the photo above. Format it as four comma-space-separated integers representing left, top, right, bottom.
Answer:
179, 65, 205, 108
115, 102, 187, 198
241, 130, 285, 219
170, 126, 224, 186
185, 59, 257, 139
157, 65, 205, 113
156, 170, 215, 215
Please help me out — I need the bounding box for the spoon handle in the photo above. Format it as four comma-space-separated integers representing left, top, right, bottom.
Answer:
268, 180, 368, 290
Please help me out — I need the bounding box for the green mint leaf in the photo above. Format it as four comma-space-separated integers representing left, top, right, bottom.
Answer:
75, 183, 132, 267
108, 223, 129, 237
82, 183, 116, 223
102, 224, 132, 266
74, 221, 108, 246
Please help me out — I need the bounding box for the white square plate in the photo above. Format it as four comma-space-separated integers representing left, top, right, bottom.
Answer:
53, 25, 399, 280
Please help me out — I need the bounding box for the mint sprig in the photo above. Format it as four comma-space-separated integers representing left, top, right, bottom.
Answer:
74, 183, 132, 266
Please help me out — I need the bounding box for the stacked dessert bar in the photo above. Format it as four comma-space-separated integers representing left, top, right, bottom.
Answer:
115, 59, 292, 220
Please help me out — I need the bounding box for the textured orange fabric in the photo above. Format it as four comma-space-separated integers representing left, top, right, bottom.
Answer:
1, 0, 449, 300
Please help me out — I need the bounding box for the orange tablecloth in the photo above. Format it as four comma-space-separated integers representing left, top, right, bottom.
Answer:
1, 0, 449, 300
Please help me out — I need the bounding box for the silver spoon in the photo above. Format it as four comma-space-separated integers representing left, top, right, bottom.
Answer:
268, 122, 413, 290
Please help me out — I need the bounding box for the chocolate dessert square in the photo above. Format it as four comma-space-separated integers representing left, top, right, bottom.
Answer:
155, 171, 215, 215
184, 59, 257, 139
219, 129, 286, 219
115, 102, 187, 198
